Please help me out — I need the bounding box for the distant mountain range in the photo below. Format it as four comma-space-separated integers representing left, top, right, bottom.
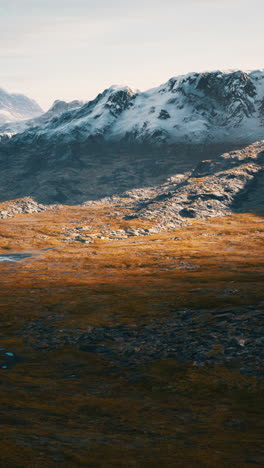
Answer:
0, 88, 43, 124
0, 98, 83, 135
1, 70, 264, 145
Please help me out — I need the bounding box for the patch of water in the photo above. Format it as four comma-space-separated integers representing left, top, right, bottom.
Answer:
0, 253, 33, 262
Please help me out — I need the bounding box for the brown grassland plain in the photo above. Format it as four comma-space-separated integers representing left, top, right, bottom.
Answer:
0, 204, 263, 467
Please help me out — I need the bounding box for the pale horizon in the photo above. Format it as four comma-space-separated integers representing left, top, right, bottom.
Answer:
1, 0, 263, 110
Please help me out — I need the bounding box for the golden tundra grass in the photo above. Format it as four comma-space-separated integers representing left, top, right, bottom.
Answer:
0, 204, 263, 467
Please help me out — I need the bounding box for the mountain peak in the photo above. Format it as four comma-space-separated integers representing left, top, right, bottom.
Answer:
49, 99, 84, 113
0, 88, 43, 123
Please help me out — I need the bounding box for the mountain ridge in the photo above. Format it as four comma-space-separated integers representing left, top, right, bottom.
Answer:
2, 69, 263, 146
0, 98, 83, 135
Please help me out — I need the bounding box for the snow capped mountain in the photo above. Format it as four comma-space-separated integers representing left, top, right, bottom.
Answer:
18, 85, 138, 143
0, 88, 43, 124
7, 70, 264, 146
0, 98, 83, 135
114, 70, 264, 144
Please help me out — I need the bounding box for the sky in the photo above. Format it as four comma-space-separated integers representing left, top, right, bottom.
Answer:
0, 0, 263, 110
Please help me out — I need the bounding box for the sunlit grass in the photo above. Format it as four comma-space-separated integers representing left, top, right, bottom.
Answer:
0, 206, 263, 466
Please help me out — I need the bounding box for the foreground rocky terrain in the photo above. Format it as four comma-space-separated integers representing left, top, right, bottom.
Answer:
0, 200, 263, 467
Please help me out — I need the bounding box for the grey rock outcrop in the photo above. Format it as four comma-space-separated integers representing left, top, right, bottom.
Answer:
0, 197, 46, 219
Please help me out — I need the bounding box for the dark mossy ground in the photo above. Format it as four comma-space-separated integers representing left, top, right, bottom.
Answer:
0, 206, 263, 467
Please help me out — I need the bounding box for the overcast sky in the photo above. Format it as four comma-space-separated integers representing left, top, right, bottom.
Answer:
0, 0, 263, 109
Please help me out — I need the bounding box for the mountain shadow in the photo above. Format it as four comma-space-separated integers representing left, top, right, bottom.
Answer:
0, 141, 252, 205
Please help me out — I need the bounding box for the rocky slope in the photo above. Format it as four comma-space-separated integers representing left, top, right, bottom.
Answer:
0, 140, 238, 204
0, 142, 263, 232
0, 88, 42, 124
61, 142, 264, 240
130, 141, 264, 228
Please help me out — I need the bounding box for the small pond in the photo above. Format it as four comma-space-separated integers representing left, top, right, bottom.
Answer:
0, 253, 34, 262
